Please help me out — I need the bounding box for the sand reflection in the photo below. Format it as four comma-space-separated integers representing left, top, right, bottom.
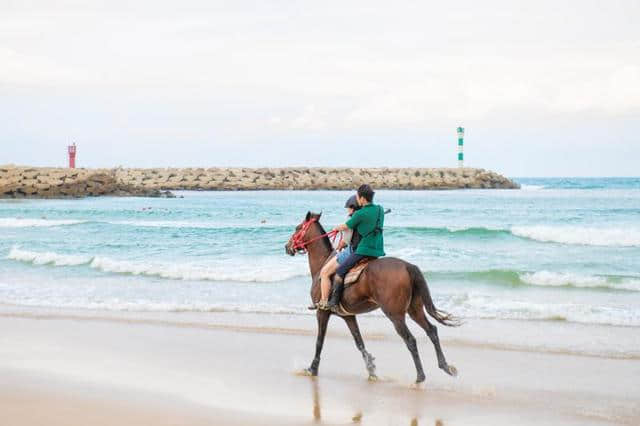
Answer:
309, 378, 442, 425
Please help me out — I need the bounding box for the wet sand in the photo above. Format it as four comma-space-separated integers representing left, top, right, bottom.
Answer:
1, 312, 638, 425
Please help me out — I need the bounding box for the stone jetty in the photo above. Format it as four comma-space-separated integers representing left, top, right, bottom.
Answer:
0, 165, 519, 198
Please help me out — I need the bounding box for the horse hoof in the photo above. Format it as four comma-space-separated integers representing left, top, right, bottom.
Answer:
367, 374, 378, 382
446, 365, 458, 377
410, 382, 425, 390
297, 368, 316, 377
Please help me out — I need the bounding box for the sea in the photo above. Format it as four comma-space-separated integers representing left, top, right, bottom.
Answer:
1, 177, 639, 359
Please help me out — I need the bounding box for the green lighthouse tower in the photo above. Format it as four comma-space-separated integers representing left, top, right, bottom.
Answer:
457, 126, 464, 168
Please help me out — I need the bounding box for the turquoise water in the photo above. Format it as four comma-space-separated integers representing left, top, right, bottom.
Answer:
1, 177, 639, 327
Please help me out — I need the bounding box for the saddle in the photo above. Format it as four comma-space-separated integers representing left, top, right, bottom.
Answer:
329, 259, 370, 317
344, 258, 371, 287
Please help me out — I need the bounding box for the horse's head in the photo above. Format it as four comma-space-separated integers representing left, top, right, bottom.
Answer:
285, 211, 323, 256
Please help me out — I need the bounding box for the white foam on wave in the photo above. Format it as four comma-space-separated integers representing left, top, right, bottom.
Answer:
89, 257, 308, 282
111, 220, 217, 229
6, 247, 308, 283
0, 218, 86, 228
520, 184, 545, 191
520, 271, 640, 291
3, 298, 311, 316
511, 225, 640, 247
440, 292, 640, 327
7, 247, 91, 266
445, 225, 505, 232
109, 220, 273, 229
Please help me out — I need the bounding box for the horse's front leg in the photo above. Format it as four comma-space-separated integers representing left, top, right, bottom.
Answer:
306, 310, 331, 376
342, 315, 377, 381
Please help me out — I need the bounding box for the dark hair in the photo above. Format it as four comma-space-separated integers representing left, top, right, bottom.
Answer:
345, 195, 359, 209
357, 184, 375, 202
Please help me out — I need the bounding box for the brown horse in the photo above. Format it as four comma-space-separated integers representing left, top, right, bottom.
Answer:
285, 211, 459, 384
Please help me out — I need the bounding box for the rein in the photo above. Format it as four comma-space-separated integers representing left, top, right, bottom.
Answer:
291, 217, 341, 253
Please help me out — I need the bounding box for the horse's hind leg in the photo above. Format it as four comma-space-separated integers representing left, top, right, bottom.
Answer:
342, 316, 377, 380
389, 314, 425, 384
408, 305, 457, 377
306, 310, 331, 376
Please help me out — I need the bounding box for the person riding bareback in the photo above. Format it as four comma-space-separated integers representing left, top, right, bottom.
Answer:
327, 184, 385, 312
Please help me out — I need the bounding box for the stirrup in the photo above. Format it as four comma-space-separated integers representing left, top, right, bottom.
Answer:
316, 300, 330, 311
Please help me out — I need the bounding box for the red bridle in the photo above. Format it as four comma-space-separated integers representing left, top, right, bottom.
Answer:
290, 217, 341, 253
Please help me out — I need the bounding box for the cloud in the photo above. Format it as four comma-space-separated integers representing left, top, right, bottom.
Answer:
1, 1, 639, 174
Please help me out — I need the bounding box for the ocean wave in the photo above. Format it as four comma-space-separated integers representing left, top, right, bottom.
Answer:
520, 184, 546, 191
108, 220, 262, 229
0, 218, 86, 228
432, 269, 640, 292
6, 247, 308, 283
394, 224, 640, 247
438, 293, 640, 327
514, 178, 640, 190
389, 226, 511, 238
520, 271, 640, 291
2, 292, 638, 328
511, 225, 640, 247
8, 247, 91, 266
89, 256, 306, 282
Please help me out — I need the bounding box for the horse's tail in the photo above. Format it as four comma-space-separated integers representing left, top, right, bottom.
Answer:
407, 263, 461, 327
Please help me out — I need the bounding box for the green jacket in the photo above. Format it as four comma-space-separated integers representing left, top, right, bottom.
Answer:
345, 203, 385, 257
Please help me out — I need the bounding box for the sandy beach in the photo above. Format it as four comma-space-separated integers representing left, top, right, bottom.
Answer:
1, 307, 638, 426
3, 0, 640, 424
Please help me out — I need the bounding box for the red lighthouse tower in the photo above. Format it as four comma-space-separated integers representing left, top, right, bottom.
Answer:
68, 143, 77, 168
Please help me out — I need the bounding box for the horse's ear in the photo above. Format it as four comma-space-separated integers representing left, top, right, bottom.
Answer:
305, 211, 312, 221
318, 211, 322, 219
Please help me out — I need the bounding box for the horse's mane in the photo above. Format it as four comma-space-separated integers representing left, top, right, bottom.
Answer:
313, 220, 334, 254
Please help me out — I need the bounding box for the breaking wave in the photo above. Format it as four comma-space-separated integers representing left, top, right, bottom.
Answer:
511, 225, 640, 247
519, 184, 546, 191
519, 271, 640, 292
391, 224, 640, 247
8, 247, 639, 293
107, 220, 277, 229
0, 218, 86, 228
438, 293, 640, 327
6, 247, 308, 283
8, 247, 91, 266
2, 289, 638, 327
88, 256, 307, 282
432, 269, 640, 292
4, 216, 637, 249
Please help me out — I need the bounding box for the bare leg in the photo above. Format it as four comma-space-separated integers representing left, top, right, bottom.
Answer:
319, 257, 338, 303
389, 314, 425, 383
306, 310, 331, 376
342, 316, 377, 380
409, 306, 457, 377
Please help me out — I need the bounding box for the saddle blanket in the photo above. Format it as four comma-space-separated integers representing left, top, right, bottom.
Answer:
344, 259, 370, 287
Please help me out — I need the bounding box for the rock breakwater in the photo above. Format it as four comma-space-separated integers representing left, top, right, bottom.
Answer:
0, 165, 518, 198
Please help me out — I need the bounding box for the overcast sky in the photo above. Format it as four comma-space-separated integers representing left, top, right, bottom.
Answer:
1, 0, 639, 176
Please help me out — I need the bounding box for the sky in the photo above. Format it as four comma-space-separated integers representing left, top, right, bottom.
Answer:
1, 0, 639, 176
